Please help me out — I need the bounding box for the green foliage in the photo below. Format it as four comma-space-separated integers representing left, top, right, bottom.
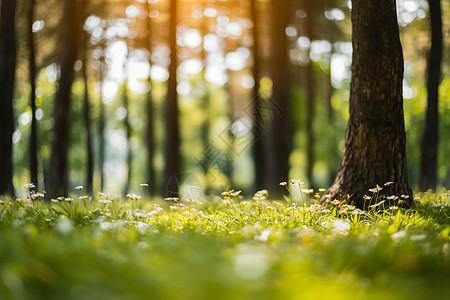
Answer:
0, 187, 449, 300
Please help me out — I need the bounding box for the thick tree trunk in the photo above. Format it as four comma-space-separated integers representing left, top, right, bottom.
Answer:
47, 0, 81, 198
418, 0, 442, 192
267, 0, 291, 197
28, 0, 39, 190
251, 0, 266, 191
320, 0, 413, 209
0, 0, 17, 195
163, 0, 181, 196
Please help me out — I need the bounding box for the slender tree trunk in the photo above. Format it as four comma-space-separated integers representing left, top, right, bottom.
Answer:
0, 0, 17, 195
81, 13, 94, 195
251, 0, 266, 191
28, 0, 38, 189
305, 1, 315, 189
418, 0, 442, 191
320, 0, 412, 209
98, 57, 105, 191
47, 0, 81, 198
163, 0, 181, 196
123, 79, 133, 195
267, 0, 290, 197
145, 1, 156, 196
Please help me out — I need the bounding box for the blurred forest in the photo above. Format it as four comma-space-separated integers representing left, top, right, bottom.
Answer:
1, 0, 449, 198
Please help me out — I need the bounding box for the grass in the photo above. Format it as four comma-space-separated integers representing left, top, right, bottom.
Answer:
0, 186, 449, 300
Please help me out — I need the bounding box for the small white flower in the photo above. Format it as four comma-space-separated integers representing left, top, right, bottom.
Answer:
23, 183, 35, 190
140, 183, 149, 187
75, 186, 83, 191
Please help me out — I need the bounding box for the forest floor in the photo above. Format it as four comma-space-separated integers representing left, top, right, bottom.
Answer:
0, 187, 449, 300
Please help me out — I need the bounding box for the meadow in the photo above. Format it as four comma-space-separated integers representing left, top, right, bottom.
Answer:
0, 184, 449, 300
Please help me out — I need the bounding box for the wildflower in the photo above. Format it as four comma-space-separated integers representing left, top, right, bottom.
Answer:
314, 193, 320, 200
289, 179, 304, 186
389, 206, 398, 210
31, 192, 45, 200
279, 182, 287, 186
99, 199, 112, 203
64, 198, 73, 202
369, 200, 386, 209
75, 186, 83, 191
164, 197, 179, 202
23, 183, 35, 190
57, 196, 65, 201
352, 209, 364, 215
400, 194, 410, 199
331, 199, 340, 205
384, 181, 394, 187
79, 196, 89, 200
387, 195, 399, 201
338, 206, 349, 214
8, 203, 12, 207
51, 199, 59, 203
0, 201, 4, 205
369, 185, 383, 193
363, 195, 371, 201
308, 204, 321, 212
302, 189, 314, 195
126, 193, 142, 201
318, 188, 326, 192
99, 192, 106, 197
140, 183, 149, 187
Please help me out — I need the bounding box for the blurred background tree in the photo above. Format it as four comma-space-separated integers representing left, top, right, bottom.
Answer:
2, 0, 449, 198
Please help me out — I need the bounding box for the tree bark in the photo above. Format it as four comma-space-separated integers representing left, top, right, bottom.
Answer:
0, 0, 17, 195
28, 0, 39, 190
145, 0, 156, 196
267, 0, 291, 197
123, 79, 133, 195
320, 0, 413, 209
251, 0, 266, 191
418, 0, 442, 192
305, 1, 315, 189
81, 8, 94, 195
163, 0, 181, 196
47, 0, 81, 198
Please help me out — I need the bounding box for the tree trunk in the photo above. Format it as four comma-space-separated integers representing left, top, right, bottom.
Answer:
163, 0, 181, 196
47, 0, 81, 198
418, 0, 442, 192
98, 55, 106, 191
320, 0, 413, 209
28, 0, 39, 190
305, 1, 315, 189
145, 1, 156, 196
267, 0, 291, 197
123, 80, 133, 195
81, 10, 94, 195
0, 0, 17, 195
251, 0, 266, 191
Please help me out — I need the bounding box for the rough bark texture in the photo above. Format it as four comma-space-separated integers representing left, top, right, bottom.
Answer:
418, 0, 442, 192
267, 0, 291, 197
163, 0, 181, 196
28, 0, 39, 189
251, 0, 266, 191
320, 0, 413, 209
0, 0, 17, 195
47, 0, 81, 198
